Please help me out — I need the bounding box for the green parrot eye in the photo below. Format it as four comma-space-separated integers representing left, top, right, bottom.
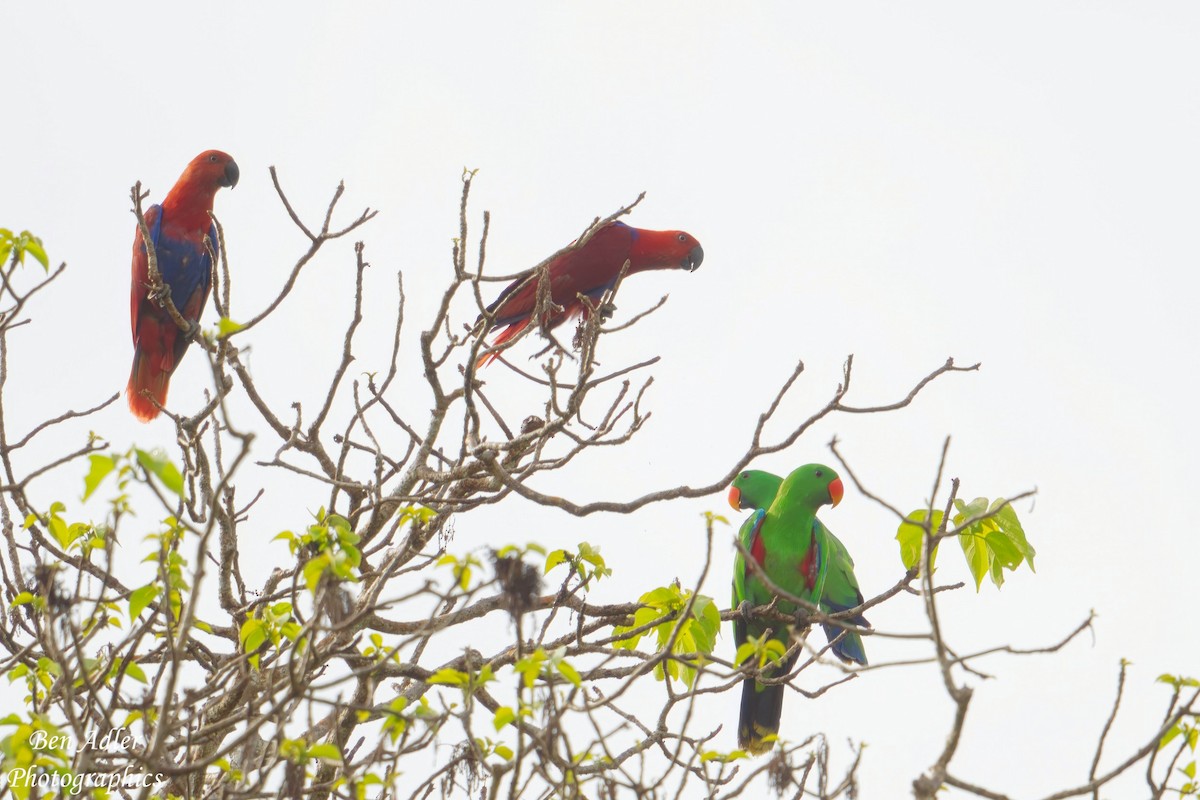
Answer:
815, 469, 824, 477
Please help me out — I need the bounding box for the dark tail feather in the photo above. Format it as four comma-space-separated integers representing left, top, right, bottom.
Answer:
822, 622, 868, 666
821, 601, 870, 666
737, 650, 800, 755
127, 347, 170, 422
475, 319, 529, 369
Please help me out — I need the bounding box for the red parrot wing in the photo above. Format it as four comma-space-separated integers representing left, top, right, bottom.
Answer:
130, 205, 162, 343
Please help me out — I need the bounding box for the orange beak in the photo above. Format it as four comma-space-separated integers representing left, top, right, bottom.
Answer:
828, 477, 844, 507
727, 486, 742, 510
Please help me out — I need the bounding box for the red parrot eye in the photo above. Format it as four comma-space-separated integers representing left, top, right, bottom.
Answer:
676, 233, 687, 242
209, 155, 219, 162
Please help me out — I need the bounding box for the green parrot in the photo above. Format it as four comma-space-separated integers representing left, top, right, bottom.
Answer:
727, 464, 851, 754
729, 469, 869, 667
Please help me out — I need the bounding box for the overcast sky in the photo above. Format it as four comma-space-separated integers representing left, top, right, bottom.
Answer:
5, 2, 1199, 795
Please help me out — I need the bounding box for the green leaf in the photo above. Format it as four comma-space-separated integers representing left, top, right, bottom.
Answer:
897, 510, 943, 572
556, 660, 582, 688
240, 618, 267, 655
46, 514, 65, 546
217, 317, 246, 337
303, 554, 330, 593
514, 651, 546, 688
734, 641, 758, 667
123, 661, 148, 684
128, 584, 158, 621
578, 542, 606, 570
83, 454, 116, 501
959, 528, 990, 591
427, 668, 469, 687
984, 529, 1022, 588
545, 549, 567, 574
9, 592, 36, 608
954, 497, 989, 522
761, 639, 788, 669
493, 706, 515, 731
22, 237, 48, 269
397, 504, 436, 525
991, 499, 1037, 571
0, 230, 49, 273
307, 743, 342, 763
135, 449, 185, 497
949, 496, 1037, 590
1163, 724, 1184, 750
493, 744, 514, 760
984, 529, 1023, 568
702, 510, 730, 526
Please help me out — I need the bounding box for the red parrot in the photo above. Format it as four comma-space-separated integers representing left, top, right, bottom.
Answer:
127, 150, 239, 421
477, 221, 703, 367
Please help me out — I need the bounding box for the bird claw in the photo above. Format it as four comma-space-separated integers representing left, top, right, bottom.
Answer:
598, 302, 617, 322
148, 282, 173, 307
737, 600, 754, 621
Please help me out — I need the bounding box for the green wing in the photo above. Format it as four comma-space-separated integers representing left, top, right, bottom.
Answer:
732, 508, 766, 652
815, 519, 869, 665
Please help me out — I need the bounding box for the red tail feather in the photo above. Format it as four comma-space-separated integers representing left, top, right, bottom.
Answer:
476, 318, 530, 369
127, 347, 171, 422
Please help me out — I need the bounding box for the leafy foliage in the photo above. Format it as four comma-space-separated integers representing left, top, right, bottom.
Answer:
275, 508, 363, 593
544, 541, 612, 586
611, 582, 721, 687
239, 603, 303, 670
0, 228, 49, 272
897, 494, 1036, 590
1159, 674, 1200, 796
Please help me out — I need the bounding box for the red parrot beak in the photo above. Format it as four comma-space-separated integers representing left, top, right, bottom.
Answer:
727, 486, 742, 510
683, 244, 704, 272
828, 477, 844, 507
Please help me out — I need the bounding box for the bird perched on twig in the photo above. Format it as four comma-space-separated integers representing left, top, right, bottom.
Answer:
476, 220, 702, 368
730, 463, 849, 754
128, 150, 238, 421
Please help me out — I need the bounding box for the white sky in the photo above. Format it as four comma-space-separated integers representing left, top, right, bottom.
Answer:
5, 2, 1199, 795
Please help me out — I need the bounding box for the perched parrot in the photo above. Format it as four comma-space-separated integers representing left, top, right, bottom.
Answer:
476, 220, 703, 367
127, 150, 239, 421
728, 463, 844, 755
729, 469, 869, 667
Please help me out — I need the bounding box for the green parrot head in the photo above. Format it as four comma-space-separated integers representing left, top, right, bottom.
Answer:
727, 469, 783, 511
774, 463, 844, 511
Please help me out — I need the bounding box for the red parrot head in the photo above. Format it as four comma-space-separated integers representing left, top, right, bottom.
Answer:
190, 150, 240, 189
161, 151, 239, 220
629, 229, 703, 272
176, 150, 239, 193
